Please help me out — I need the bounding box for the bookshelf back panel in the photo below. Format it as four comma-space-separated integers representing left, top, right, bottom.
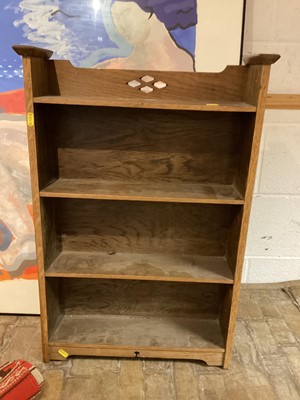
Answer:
53, 278, 225, 318
48, 61, 248, 102
47, 198, 240, 256
39, 105, 244, 185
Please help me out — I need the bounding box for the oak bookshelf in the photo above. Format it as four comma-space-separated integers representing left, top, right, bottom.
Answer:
14, 45, 279, 368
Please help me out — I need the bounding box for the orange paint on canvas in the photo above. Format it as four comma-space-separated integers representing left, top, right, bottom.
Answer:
27, 204, 34, 221
21, 265, 38, 280
0, 265, 12, 281
0, 89, 25, 114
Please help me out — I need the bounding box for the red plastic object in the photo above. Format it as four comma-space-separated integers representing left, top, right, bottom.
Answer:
0, 360, 44, 399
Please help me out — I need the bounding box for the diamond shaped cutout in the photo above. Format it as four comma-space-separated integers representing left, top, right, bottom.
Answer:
140, 86, 153, 94
141, 75, 154, 83
128, 80, 141, 88
154, 81, 167, 89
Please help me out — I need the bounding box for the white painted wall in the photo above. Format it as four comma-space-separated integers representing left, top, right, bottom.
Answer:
242, 0, 300, 283
196, 0, 244, 71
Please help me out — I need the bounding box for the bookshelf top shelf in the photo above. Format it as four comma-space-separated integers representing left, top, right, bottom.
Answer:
34, 96, 256, 112
13, 45, 280, 112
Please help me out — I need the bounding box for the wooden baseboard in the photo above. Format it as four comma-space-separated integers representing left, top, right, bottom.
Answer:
266, 94, 300, 110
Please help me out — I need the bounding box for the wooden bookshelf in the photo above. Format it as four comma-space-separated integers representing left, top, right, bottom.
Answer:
14, 44, 278, 368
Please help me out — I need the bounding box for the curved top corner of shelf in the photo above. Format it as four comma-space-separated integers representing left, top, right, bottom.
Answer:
12, 45, 53, 59
242, 54, 281, 66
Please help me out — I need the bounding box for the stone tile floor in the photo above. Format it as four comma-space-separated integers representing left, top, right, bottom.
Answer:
0, 283, 299, 399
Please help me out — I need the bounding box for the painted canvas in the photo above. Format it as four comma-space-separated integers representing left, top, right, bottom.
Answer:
0, 0, 244, 313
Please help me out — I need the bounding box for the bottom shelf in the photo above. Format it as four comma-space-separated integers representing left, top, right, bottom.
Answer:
50, 314, 224, 350
49, 314, 225, 364
46, 278, 228, 365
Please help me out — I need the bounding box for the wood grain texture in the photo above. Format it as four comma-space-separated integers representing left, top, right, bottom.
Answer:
40, 106, 243, 185
243, 54, 280, 65
219, 286, 233, 345
52, 198, 240, 256
40, 198, 60, 277
46, 60, 249, 102
223, 65, 272, 368
244, 66, 263, 106
34, 107, 58, 189
40, 179, 244, 205
45, 251, 234, 283
34, 96, 256, 112
226, 208, 243, 274
21, 57, 50, 362
30, 58, 50, 97
49, 315, 224, 350
235, 114, 256, 196
12, 44, 53, 59
45, 278, 62, 338
48, 344, 225, 365
48, 278, 227, 360
265, 94, 300, 110
57, 278, 225, 317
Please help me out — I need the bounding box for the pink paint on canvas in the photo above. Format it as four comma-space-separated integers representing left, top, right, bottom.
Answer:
0, 119, 37, 281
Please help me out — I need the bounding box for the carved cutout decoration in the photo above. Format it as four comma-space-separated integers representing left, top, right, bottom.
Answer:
127, 76, 167, 94
140, 86, 153, 93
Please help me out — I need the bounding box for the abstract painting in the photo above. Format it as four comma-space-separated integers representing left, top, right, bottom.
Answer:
0, 0, 244, 313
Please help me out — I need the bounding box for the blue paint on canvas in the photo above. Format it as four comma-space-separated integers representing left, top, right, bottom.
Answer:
0, 0, 197, 93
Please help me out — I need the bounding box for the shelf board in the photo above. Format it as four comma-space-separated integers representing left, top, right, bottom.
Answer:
49, 314, 225, 351
40, 179, 244, 205
34, 95, 256, 112
45, 251, 234, 284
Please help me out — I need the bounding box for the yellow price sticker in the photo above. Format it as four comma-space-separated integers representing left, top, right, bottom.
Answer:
58, 349, 69, 358
27, 112, 34, 127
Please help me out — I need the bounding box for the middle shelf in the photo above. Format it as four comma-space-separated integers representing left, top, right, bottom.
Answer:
40, 179, 244, 205
45, 251, 233, 283
41, 198, 241, 284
